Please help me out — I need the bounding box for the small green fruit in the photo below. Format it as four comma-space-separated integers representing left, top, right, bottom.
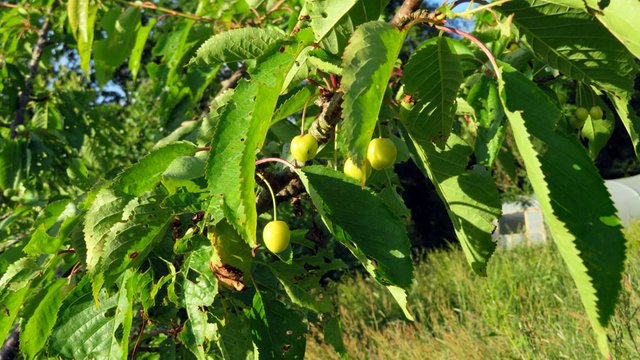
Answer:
508, 43, 519, 52
568, 115, 581, 130
589, 106, 604, 120
571, 107, 589, 129
367, 138, 397, 170
575, 107, 589, 121
290, 134, 319, 163
3, 188, 14, 198
343, 158, 371, 183
262, 220, 290, 254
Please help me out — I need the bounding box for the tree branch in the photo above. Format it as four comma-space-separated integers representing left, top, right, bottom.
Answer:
217, 65, 247, 97
11, 2, 57, 138
390, 0, 423, 27
308, 92, 343, 144
0, 326, 19, 359
117, 0, 215, 23
194, 64, 247, 123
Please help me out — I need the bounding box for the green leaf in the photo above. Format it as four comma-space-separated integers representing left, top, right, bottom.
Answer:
112, 141, 197, 196
20, 279, 68, 359
583, 0, 640, 59
307, 0, 358, 41
163, 156, 206, 181
84, 188, 172, 280
0, 138, 24, 190
467, 76, 505, 166
23, 198, 83, 255
111, 270, 136, 360
0, 287, 29, 343
218, 314, 256, 360
197, 88, 236, 146
189, 27, 286, 66
94, 7, 141, 86
271, 84, 316, 124
67, 0, 98, 74
499, 0, 638, 96
205, 30, 313, 246
609, 92, 640, 159
300, 166, 413, 289
0, 257, 37, 293
322, 315, 346, 356
309, 0, 390, 54
498, 62, 626, 357
50, 274, 135, 360
401, 37, 464, 147
129, 18, 156, 82
247, 292, 307, 359
267, 255, 344, 313
179, 244, 218, 359
582, 117, 614, 160
155, 121, 201, 149
307, 54, 343, 75
341, 21, 405, 166
405, 131, 501, 276
67, 0, 79, 35
209, 220, 253, 275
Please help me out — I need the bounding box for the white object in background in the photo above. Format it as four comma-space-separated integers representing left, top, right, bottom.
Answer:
604, 176, 640, 227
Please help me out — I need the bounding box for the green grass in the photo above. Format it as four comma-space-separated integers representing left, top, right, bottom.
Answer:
306, 223, 640, 359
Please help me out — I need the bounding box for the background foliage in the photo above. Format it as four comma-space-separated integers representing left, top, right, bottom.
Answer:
1, 0, 639, 358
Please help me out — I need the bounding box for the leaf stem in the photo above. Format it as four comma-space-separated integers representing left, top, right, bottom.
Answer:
256, 172, 278, 220
131, 314, 146, 360
436, 25, 500, 80
255, 157, 298, 172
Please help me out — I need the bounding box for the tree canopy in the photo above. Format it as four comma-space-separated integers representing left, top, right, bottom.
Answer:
1, 0, 639, 358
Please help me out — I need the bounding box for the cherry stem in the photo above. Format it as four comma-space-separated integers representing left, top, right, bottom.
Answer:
255, 157, 298, 172
301, 93, 320, 135
321, 75, 332, 91
436, 25, 500, 79
306, 78, 327, 92
330, 74, 339, 89
131, 314, 146, 360
195, 146, 211, 153
256, 172, 278, 221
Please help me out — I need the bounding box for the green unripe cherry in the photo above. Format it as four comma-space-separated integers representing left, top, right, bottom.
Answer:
575, 107, 589, 121
290, 134, 319, 163
3, 188, 15, 198
589, 106, 604, 120
571, 107, 589, 129
367, 138, 397, 170
343, 158, 371, 183
262, 220, 290, 254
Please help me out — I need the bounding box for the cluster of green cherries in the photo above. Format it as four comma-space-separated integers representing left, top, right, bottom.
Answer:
261, 130, 398, 254
570, 105, 604, 130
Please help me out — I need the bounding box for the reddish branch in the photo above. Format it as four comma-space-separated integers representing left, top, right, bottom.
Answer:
11, 2, 57, 138
118, 0, 214, 23
436, 25, 500, 77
